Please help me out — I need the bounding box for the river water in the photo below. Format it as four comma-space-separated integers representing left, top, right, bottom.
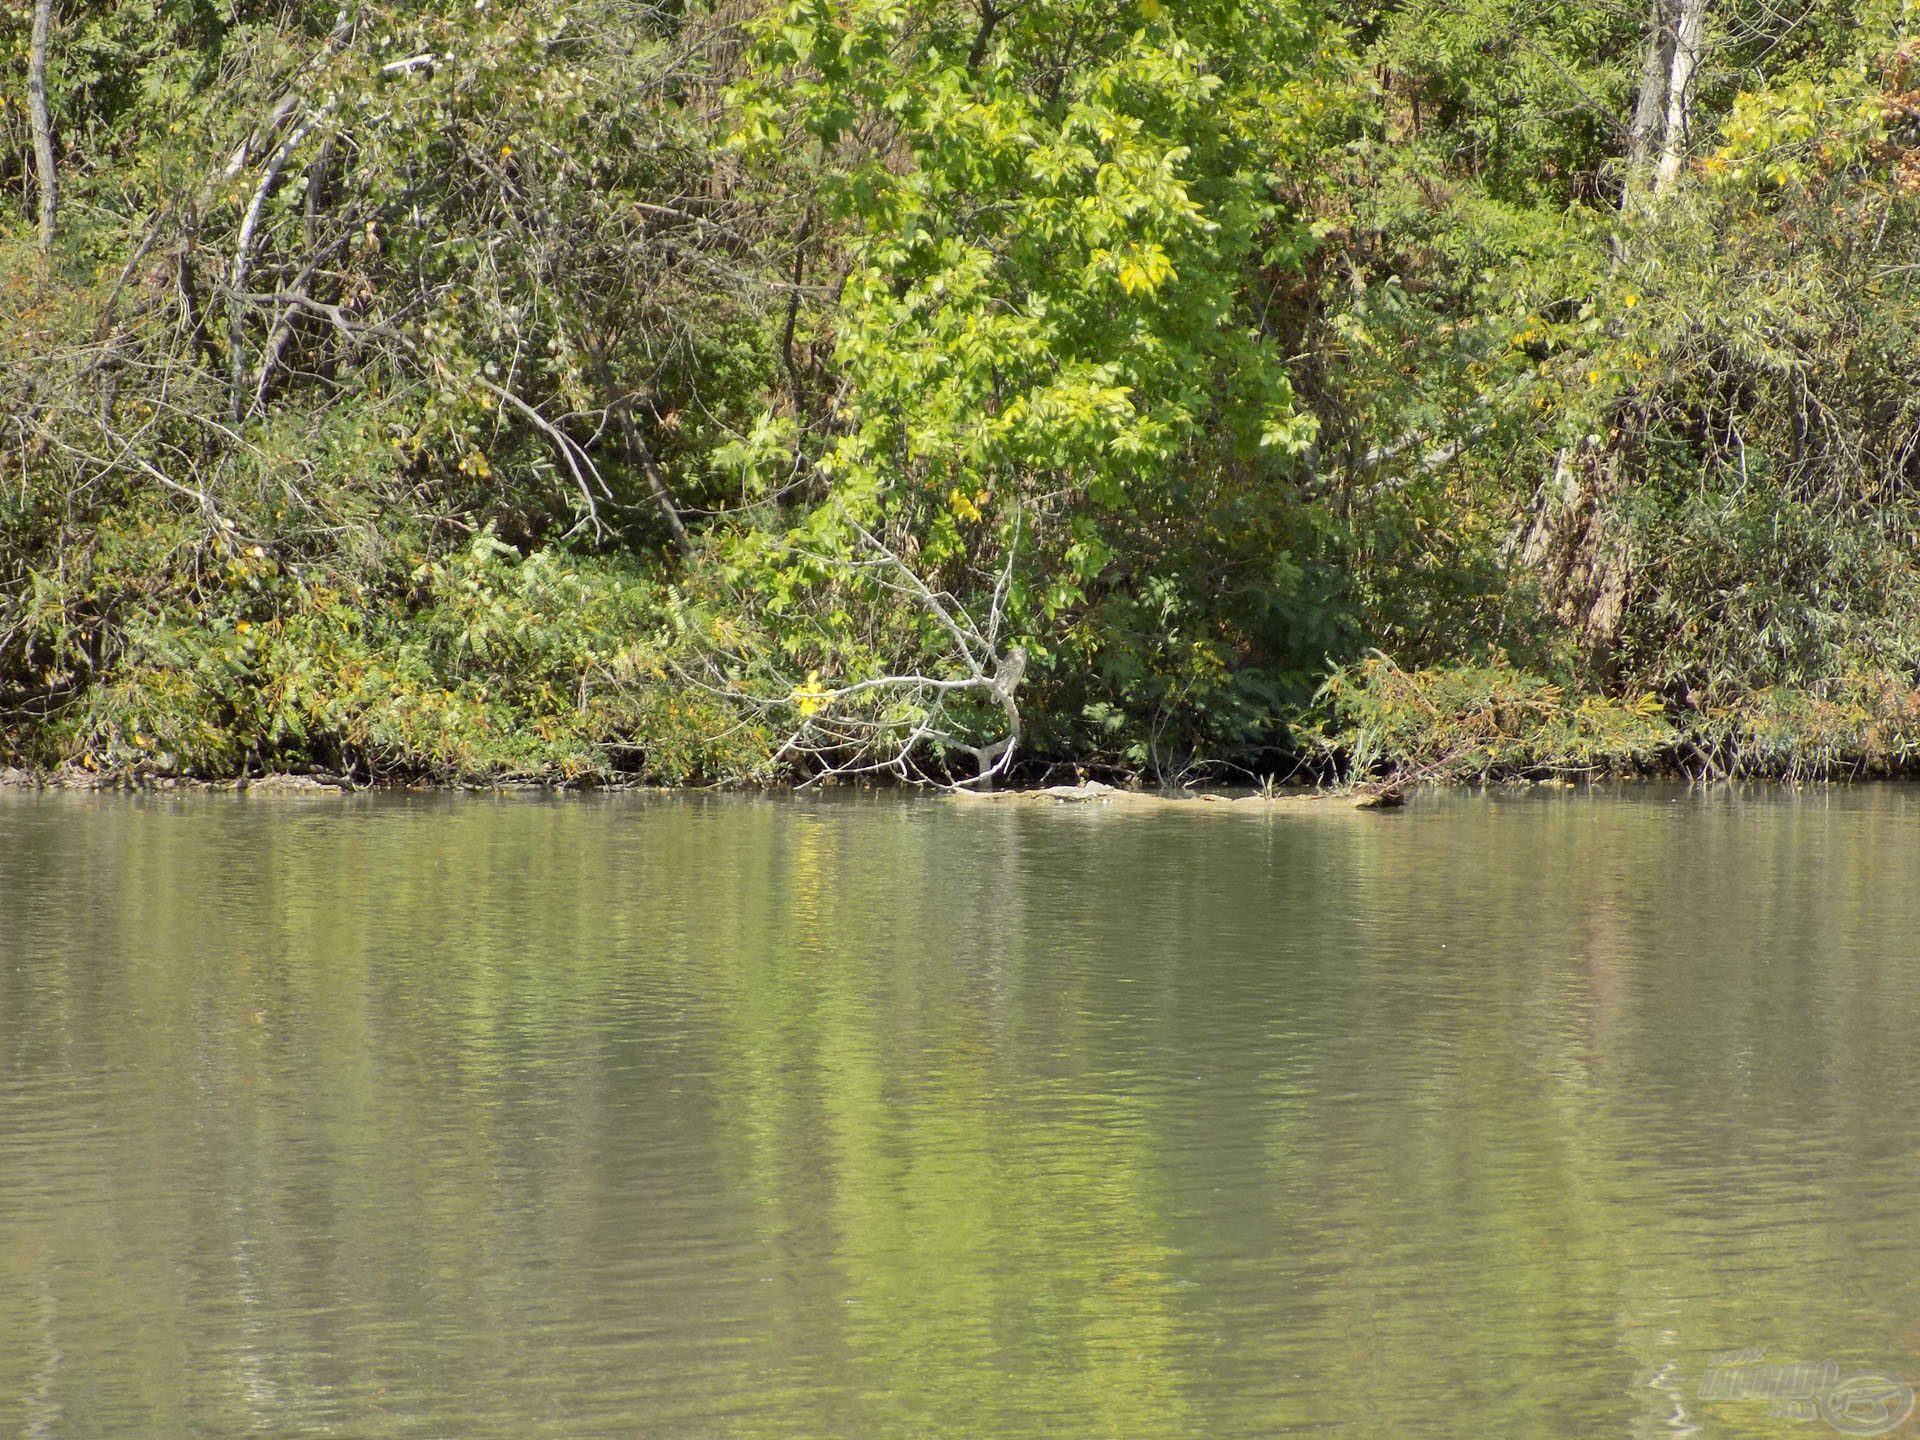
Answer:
3, 787, 1919, 1437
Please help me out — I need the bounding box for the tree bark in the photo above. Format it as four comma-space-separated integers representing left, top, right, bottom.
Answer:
1625, 0, 1674, 197
966, 1, 1003, 74
27, 0, 56, 251
1654, 0, 1708, 195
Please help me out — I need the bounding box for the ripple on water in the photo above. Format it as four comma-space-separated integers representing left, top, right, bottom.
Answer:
4, 787, 1920, 1437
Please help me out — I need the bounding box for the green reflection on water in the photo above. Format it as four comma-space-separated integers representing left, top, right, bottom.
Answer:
3, 788, 1920, 1438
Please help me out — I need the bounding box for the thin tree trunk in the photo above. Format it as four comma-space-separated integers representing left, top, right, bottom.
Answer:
1624, 0, 1674, 202
1654, 0, 1707, 194
229, 116, 314, 421
27, 0, 55, 251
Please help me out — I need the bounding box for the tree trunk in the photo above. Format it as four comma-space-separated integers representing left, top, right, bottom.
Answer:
1654, 0, 1708, 195
27, 0, 55, 251
1624, 0, 1674, 200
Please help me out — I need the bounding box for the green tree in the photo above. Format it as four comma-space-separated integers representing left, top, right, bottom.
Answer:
724, 0, 1355, 778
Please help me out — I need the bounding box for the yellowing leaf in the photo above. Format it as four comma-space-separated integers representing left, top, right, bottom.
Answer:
1115, 242, 1174, 297
790, 670, 832, 718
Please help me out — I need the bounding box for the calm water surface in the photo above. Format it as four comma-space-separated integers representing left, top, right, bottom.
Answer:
3, 786, 1920, 1438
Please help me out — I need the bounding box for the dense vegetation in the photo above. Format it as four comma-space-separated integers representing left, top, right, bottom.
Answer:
6, 0, 1920, 786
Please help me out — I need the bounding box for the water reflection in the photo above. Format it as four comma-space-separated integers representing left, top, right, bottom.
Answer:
2, 787, 1919, 1437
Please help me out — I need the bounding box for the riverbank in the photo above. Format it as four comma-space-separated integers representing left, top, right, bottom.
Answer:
0, 765, 602, 795
11, 637, 1909, 797
0, 764, 1394, 809
0, 763, 1648, 818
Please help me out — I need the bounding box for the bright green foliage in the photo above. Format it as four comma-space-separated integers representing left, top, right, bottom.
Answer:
729, 0, 1354, 770
1360, 0, 1640, 208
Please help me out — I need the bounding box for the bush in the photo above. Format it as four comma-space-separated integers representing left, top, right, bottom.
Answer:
1318, 653, 1676, 782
